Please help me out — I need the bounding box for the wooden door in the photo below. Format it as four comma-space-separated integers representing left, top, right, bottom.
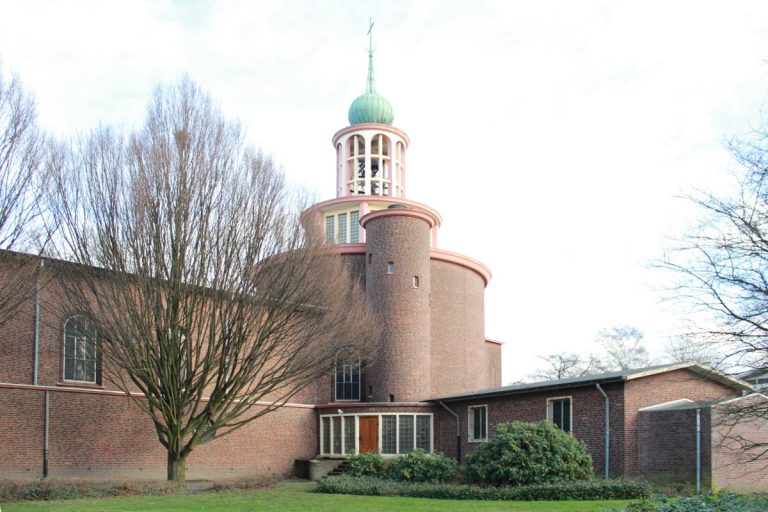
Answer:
358, 415, 379, 453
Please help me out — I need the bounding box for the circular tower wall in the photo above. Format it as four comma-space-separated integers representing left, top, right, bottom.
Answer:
362, 208, 434, 402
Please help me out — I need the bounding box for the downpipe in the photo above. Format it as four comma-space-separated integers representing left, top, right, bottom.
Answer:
595, 383, 610, 479
439, 401, 462, 463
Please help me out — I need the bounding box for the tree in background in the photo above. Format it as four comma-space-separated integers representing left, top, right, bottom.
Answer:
527, 325, 651, 381
47, 78, 377, 484
527, 352, 604, 381
0, 64, 48, 326
595, 325, 651, 371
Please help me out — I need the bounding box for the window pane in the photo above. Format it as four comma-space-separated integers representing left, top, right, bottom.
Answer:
344, 417, 356, 454
338, 213, 348, 243
350, 211, 359, 242
416, 415, 431, 451
382, 415, 397, 454
325, 216, 335, 244
322, 417, 331, 454
399, 416, 414, 454
563, 399, 571, 433
472, 407, 486, 440
332, 416, 342, 454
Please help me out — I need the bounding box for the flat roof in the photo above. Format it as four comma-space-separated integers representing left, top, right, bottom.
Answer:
429, 362, 753, 402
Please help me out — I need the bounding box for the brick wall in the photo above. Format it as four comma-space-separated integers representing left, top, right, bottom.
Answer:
0, 384, 316, 480
637, 407, 712, 486
623, 369, 738, 476
434, 382, 625, 478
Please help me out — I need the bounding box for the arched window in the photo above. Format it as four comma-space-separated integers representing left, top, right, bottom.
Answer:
63, 316, 98, 383
335, 354, 360, 401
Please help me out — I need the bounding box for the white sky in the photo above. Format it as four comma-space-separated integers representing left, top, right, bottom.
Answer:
2, 0, 768, 383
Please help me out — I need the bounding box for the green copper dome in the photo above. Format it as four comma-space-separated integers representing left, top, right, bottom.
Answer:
348, 19, 394, 126
348, 92, 394, 125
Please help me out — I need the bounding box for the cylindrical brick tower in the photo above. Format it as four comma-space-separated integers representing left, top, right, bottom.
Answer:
362, 207, 438, 402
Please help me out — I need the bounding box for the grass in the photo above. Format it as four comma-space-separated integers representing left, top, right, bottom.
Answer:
1, 481, 633, 512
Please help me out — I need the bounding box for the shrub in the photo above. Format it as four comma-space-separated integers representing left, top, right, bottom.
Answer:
0, 479, 174, 502
388, 449, 459, 483
465, 420, 594, 486
621, 493, 768, 512
317, 475, 652, 501
344, 452, 386, 477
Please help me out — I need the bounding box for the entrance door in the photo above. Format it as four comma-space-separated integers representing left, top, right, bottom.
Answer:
358, 415, 379, 453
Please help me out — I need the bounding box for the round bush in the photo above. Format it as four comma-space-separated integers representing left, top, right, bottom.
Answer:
389, 449, 460, 483
465, 420, 594, 486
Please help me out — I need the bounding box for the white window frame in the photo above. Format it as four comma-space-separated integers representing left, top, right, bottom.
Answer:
325, 210, 360, 244
62, 316, 98, 383
318, 412, 433, 457
547, 396, 573, 433
468, 405, 488, 443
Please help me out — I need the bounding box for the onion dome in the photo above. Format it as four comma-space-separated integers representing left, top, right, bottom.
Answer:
348, 19, 394, 126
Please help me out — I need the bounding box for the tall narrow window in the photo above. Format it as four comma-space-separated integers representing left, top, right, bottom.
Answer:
548, 397, 572, 433
325, 215, 335, 244
416, 415, 431, 451
321, 417, 331, 454
63, 316, 98, 383
335, 355, 361, 401
398, 415, 414, 453
381, 415, 397, 454
387, 262, 395, 274
350, 210, 360, 243
468, 405, 488, 442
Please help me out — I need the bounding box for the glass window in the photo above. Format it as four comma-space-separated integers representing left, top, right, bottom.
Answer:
398, 415, 414, 453
325, 215, 335, 244
63, 316, 97, 383
350, 211, 360, 243
332, 416, 342, 454
382, 415, 397, 454
549, 398, 572, 433
468, 405, 487, 442
337, 213, 348, 243
344, 416, 356, 454
416, 415, 431, 451
321, 417, 331, 455
335, 356, 360, 401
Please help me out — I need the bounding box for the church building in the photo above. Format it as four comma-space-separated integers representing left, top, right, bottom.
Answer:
0, 30, 764, 492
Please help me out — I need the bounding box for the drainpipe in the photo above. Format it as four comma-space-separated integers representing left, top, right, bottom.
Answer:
439, 401, 461, 463
33, 261, 43, 385
43, 389, 50, 478
696, 408, 701, 494
595, 383, 610, 479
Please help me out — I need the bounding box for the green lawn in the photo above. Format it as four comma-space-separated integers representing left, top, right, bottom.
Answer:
2, 481, 631, 512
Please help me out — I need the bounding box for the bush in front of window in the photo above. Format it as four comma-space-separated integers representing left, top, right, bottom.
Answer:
388, 449, 459, 483
465, 420, 593, 487
344, 452, 386, 477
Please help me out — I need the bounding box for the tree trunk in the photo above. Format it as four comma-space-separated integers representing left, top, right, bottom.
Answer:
167, 451, 187, 484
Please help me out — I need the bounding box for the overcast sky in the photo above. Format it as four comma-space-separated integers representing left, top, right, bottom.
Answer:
2, 1, 768, 382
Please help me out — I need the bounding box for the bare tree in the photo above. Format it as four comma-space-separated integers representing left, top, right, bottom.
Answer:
0, 64, 48, 325
662, 335, 725, 369
47, 78, 376, 484
595, 325, 651, 371
527, 352, 604, 381
661, 123, 768, 375
661, 121, 768, 462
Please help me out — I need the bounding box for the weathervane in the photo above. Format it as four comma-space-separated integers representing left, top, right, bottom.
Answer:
366, 17, 376, 93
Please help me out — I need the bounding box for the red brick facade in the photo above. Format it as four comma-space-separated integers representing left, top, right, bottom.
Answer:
433, 368, 746, 485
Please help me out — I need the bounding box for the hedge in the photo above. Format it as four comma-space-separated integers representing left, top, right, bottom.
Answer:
317, 475, 652, 501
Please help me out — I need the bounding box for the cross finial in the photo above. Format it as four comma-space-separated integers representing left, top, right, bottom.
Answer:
366, 17, 376, 93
